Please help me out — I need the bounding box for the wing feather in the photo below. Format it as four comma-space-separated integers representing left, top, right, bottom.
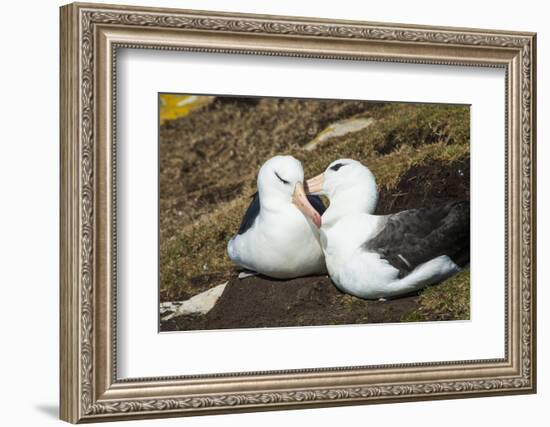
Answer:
236, 192, 261, 235
364, 201, 470, 277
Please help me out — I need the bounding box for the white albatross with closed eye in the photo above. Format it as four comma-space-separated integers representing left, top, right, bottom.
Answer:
306, 159, 470, 299
227, 155, 327, 279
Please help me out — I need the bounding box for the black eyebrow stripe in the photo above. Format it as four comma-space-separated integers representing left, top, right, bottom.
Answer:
274, 171, 290, 184
330, 163, 346, 171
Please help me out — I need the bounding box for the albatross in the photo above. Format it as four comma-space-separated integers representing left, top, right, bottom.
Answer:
305, 159, 469, 299
227, 155, 327, 279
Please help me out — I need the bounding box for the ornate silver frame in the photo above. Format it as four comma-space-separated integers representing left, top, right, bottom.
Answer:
60, 2, 536, 423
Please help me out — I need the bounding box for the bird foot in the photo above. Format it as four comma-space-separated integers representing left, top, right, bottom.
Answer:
238, 271, 258, 279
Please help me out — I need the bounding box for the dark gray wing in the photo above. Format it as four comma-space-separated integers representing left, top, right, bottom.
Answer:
364, 201, 469, 278
237, 192, 260, 235
307, 195, 326, 216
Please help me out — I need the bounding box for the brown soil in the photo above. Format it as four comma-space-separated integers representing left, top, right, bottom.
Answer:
160, 275, 420, 332
376, 156, 470, 214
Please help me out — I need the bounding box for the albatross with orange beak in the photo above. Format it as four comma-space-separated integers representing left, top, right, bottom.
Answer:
227, 155, 327, 279
306, 159, 469, 299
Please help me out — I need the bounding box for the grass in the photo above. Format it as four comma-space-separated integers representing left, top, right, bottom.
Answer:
401, 269, 471, 322
159, 97, 470, 321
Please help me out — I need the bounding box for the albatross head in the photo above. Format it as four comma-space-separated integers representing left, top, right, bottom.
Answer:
257, 155, 322, 228
306, 159, 378, 221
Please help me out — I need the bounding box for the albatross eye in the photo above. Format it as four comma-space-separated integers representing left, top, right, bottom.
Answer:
330, 163, 346, 172
274, 171, 290, 185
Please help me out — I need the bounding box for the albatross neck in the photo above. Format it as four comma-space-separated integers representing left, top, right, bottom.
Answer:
322, 186, 378, 229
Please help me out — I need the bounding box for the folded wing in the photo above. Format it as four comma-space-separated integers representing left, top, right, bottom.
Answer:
364, 201, 470, 278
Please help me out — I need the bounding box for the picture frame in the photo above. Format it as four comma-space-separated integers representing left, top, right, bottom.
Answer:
59, 2, 537, 423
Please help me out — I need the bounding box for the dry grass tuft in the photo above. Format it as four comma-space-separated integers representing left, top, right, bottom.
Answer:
401, 269, 471, 322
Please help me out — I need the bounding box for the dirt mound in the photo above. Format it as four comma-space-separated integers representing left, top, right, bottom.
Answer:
376, 156, 469, 214
160, 275, 420, 332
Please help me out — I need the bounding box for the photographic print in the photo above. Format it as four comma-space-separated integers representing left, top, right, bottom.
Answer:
60, 4, 536, 421
159, 95, 471, 332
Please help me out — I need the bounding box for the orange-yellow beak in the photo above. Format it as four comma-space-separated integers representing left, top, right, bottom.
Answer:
305, 173, 325, 195
292, 182, 321, 228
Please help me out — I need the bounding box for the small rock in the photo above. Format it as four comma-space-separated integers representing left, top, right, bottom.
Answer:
160, 282, 228, 321
303, 117, 375, 151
